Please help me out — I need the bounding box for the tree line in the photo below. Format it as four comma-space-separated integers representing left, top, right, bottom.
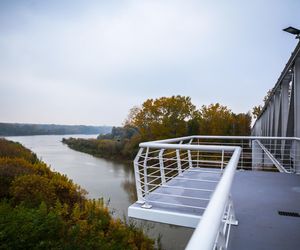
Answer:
63, 95, 251, 160
0, 123, 112, 136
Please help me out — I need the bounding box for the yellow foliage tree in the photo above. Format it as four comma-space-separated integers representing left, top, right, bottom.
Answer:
129, 95, 197, 140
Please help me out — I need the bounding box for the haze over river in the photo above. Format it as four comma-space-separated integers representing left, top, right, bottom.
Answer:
7, 135, 193, 250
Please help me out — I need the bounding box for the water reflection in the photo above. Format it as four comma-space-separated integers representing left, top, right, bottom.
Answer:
122, 177, 137, 203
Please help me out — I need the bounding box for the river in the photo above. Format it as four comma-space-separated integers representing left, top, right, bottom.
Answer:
6, 135, 193, 250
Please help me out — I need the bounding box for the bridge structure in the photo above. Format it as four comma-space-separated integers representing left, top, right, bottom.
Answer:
252, 40, 300, 173
128, 39, 300, 249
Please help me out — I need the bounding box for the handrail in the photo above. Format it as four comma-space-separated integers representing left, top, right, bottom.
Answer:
139, 142, 239, 152
139, 135, 298, 146
185, 146, 241, 250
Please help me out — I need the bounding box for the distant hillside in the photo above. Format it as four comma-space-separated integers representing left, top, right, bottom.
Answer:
0, 123, 112, 136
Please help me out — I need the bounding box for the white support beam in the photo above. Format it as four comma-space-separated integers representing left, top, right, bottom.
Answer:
294, 57, 300, 172
281, 80, 290, 137
294, 58, 300, 139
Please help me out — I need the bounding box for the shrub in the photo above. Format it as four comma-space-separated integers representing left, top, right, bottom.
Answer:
0, 158, 36, 198
0, 201, 64, 250
0, 139, 155, 249
0, 139, 38, 163
10, 175, 57, 208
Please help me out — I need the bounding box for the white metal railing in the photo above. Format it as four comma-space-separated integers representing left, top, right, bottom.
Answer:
143, 135, 300, 173
132, 135, 300, 249
134, 138, 238, 205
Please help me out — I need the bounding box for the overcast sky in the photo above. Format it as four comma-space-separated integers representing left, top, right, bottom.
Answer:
0, 0, 299, 126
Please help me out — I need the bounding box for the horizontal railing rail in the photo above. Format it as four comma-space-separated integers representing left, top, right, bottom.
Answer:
140, 135, 300, 173
141, 135, 300, 144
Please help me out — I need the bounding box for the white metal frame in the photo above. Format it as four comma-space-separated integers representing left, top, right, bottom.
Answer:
133, 136, 242, 249
131, 135, 299, 250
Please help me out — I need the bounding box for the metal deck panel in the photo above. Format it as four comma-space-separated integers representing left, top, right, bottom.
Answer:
128, 168, 221, 227
229, 171, 300, 250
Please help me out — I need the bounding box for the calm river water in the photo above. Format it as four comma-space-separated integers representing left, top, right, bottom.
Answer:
7, 135, 193, 250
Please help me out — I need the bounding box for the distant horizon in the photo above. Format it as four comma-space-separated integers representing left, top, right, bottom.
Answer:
0, 121, 113, 127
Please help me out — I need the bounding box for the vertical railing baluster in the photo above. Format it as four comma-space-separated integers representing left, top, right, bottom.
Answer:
159, 149, 166, 184
143, 147, 149, 195
221, 150, 224, 170
176, 148, 182, 175
134, 148, 144, 204
197, 138, 200, 168
241, 139, 244, 169
188, 138, 193, 168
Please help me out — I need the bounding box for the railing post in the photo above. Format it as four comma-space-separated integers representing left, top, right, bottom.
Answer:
176, 149, 183, 175
134, 148, 144, 204
159, 149, 166, 184
227, 195, 238, 226
143, 147, 149, 194
216, 229, 226, 250
188, 138, 193, 168
293, 140, 297, 173
196, 138, 200, 168
221, 150, 224, 170
241, 139, 244, 169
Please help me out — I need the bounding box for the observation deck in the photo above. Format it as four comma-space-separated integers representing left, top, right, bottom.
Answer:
128, 136, 300, 250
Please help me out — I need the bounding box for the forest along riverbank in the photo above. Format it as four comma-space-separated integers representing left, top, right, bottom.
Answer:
7, 135, 193, 250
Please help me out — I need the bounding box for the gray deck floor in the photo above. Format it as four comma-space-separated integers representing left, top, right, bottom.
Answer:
128, 168, 221, 227
129, 169, 300, 249
229, 171, 300, 250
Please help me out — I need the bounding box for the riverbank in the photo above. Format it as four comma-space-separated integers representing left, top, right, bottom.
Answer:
62, 137, 135, 163
0, 138, 155, 249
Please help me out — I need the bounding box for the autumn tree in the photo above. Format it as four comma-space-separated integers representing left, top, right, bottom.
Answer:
232, 112, 252, 135
198, 103, 251, 136
263, 89, 273, 104
123, 106, 141, 127
129, 95, 197, 140
252, 105, 262, 119
199, 103, 234, 135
